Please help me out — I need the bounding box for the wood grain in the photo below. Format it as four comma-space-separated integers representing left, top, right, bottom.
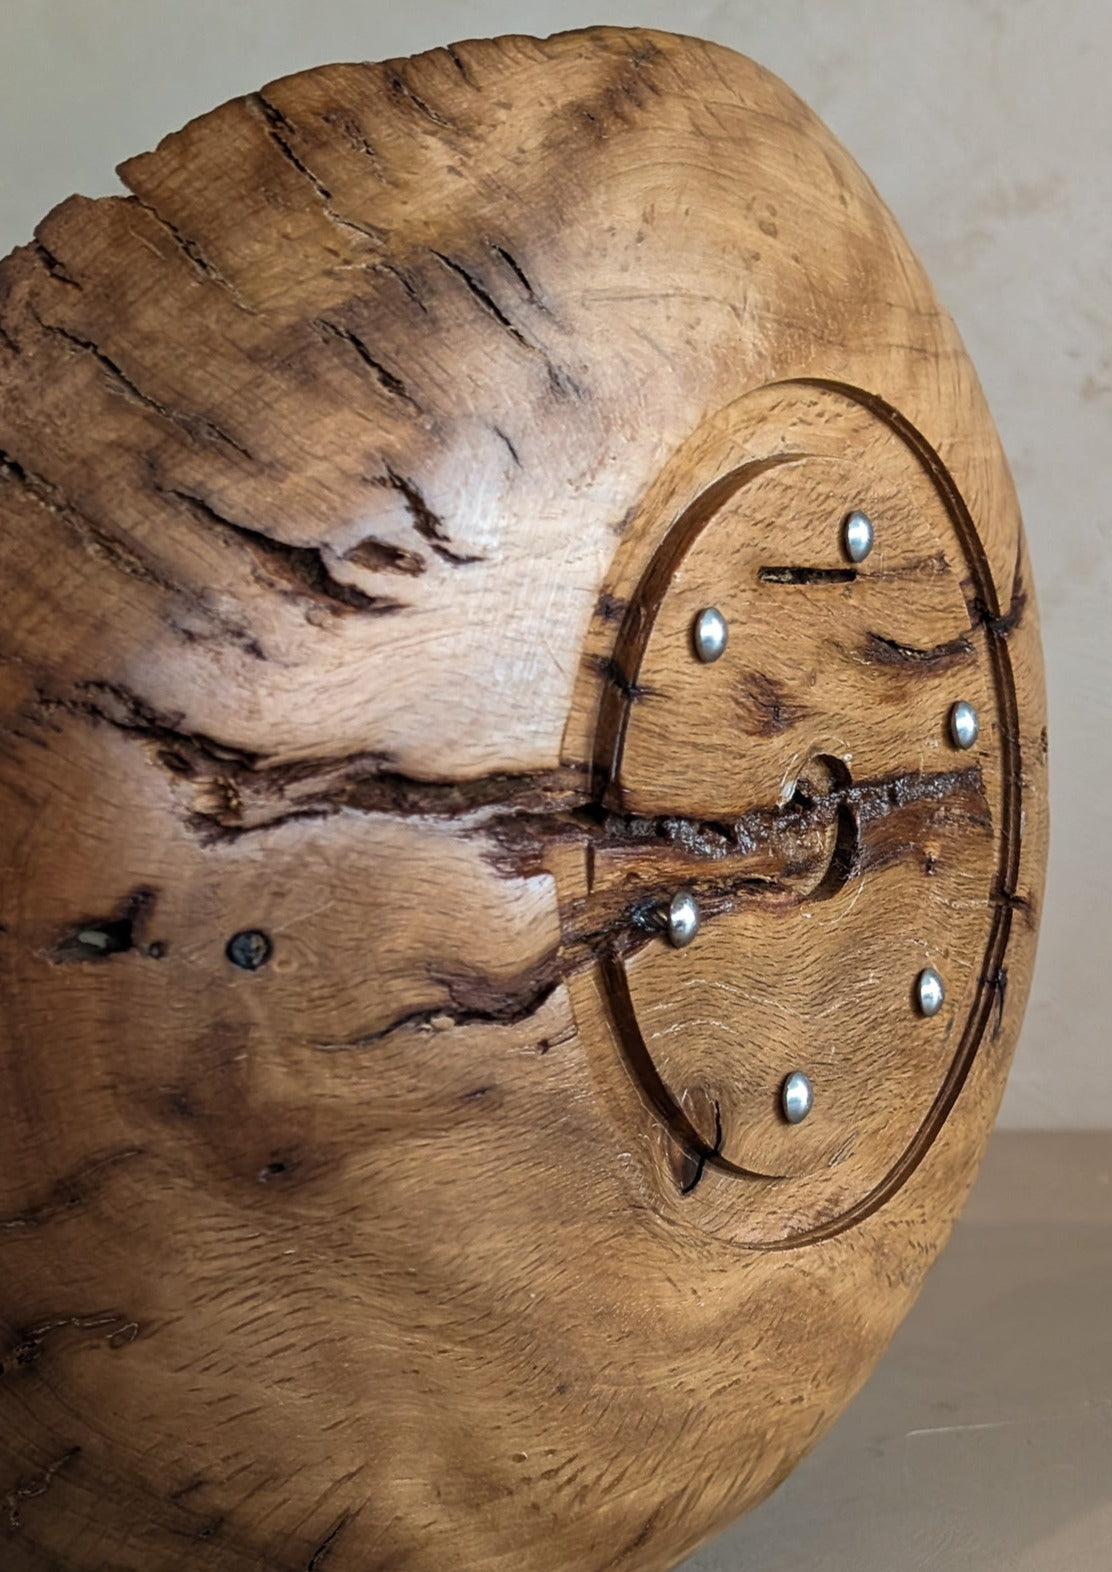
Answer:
0, 26, 1046, 1572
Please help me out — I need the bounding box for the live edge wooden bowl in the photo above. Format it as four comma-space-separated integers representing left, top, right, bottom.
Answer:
0, 26, 1047, 1572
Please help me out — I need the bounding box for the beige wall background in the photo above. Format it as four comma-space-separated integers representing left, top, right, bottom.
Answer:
0, 1, 1104, 1126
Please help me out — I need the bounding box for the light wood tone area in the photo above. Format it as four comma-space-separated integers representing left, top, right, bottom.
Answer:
682, 1133, 1112, 1572
0, 26, 1045, 1572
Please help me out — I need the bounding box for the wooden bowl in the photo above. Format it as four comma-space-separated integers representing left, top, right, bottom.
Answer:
0, 26, 1046, 1572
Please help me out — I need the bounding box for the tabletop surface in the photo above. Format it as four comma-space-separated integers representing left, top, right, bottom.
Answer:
682, 1131, 1112, 1571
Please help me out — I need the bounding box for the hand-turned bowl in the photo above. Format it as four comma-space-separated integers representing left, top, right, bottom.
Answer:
0, 27, 1046, 1572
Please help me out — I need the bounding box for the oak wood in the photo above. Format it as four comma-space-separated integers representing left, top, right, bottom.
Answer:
0, 26, 1046, 1572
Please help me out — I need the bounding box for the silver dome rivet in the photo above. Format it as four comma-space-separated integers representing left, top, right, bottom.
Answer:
693, 606, 728, 663
781, 1072, 814, 1124
949, 700, 980, 749
916, 967, 946, 1017
843, 509, 874, 563
664, 890, 700, 948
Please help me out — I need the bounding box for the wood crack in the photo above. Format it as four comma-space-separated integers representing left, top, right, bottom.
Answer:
370, 468, 484, 565
384, 65, 459, 131
124, 194, 255, 311
0, 1149, 143, 1233
186, 762, 587, 843
967, 543, 1027, 639
488, 243, 547, 310
3, 1445, 81, 1531
305, 1512, 352, 1569
311, 762, 986, 1052
37, 674, 987, 889
3, 1310, 138, 1378
493, 425, 521, 466
429, 250, 578, 397
430, 249, 530, 345
344, 536, 426, 576
863, 631, 974, 669
1, 452, 264, 657
32, 311, 252, 459
248, 93, 387, 245
0, 447, 170, 590
680, 1101, 723, 1194
317, 974, 561, 1053
314, 318, 419, 408
759, 565, 857, 586
368, 259, 429, 313
31, 240, 80, 287
445, 43, 479, 88
159, 486, 405, 615
590, 654, 659, 702
250, 93, 334, 201
33, 681, 266, 771
321, 107, 390, 180
32, 679, 587, 831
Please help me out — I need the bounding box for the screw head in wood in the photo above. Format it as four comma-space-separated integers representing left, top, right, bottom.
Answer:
949, 700, 980, 749
693, 606, 728, 663
781, 1071, 814, 1124
916, 967, 946, 1017
842, 509, 874, 563
665, 890, 701, 948
226, 929, 272, 971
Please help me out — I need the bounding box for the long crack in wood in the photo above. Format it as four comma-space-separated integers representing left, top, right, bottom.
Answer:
314, 318, 420, 408
124, 194, 255, 311
33, 312, 252, 458
28, 671, 992, 1051
160, 486, 404, 615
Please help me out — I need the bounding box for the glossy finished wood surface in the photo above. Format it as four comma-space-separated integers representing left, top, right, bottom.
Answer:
0, 27, 1046, 1572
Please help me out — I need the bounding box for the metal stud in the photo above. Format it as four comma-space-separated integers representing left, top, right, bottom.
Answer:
949, 700, 980, 750
781, 1071, 814, 1125
916, 967, 945, 1017
842, 509, 874, 564
663, 890, 700, 949
693, 606, 728, 663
